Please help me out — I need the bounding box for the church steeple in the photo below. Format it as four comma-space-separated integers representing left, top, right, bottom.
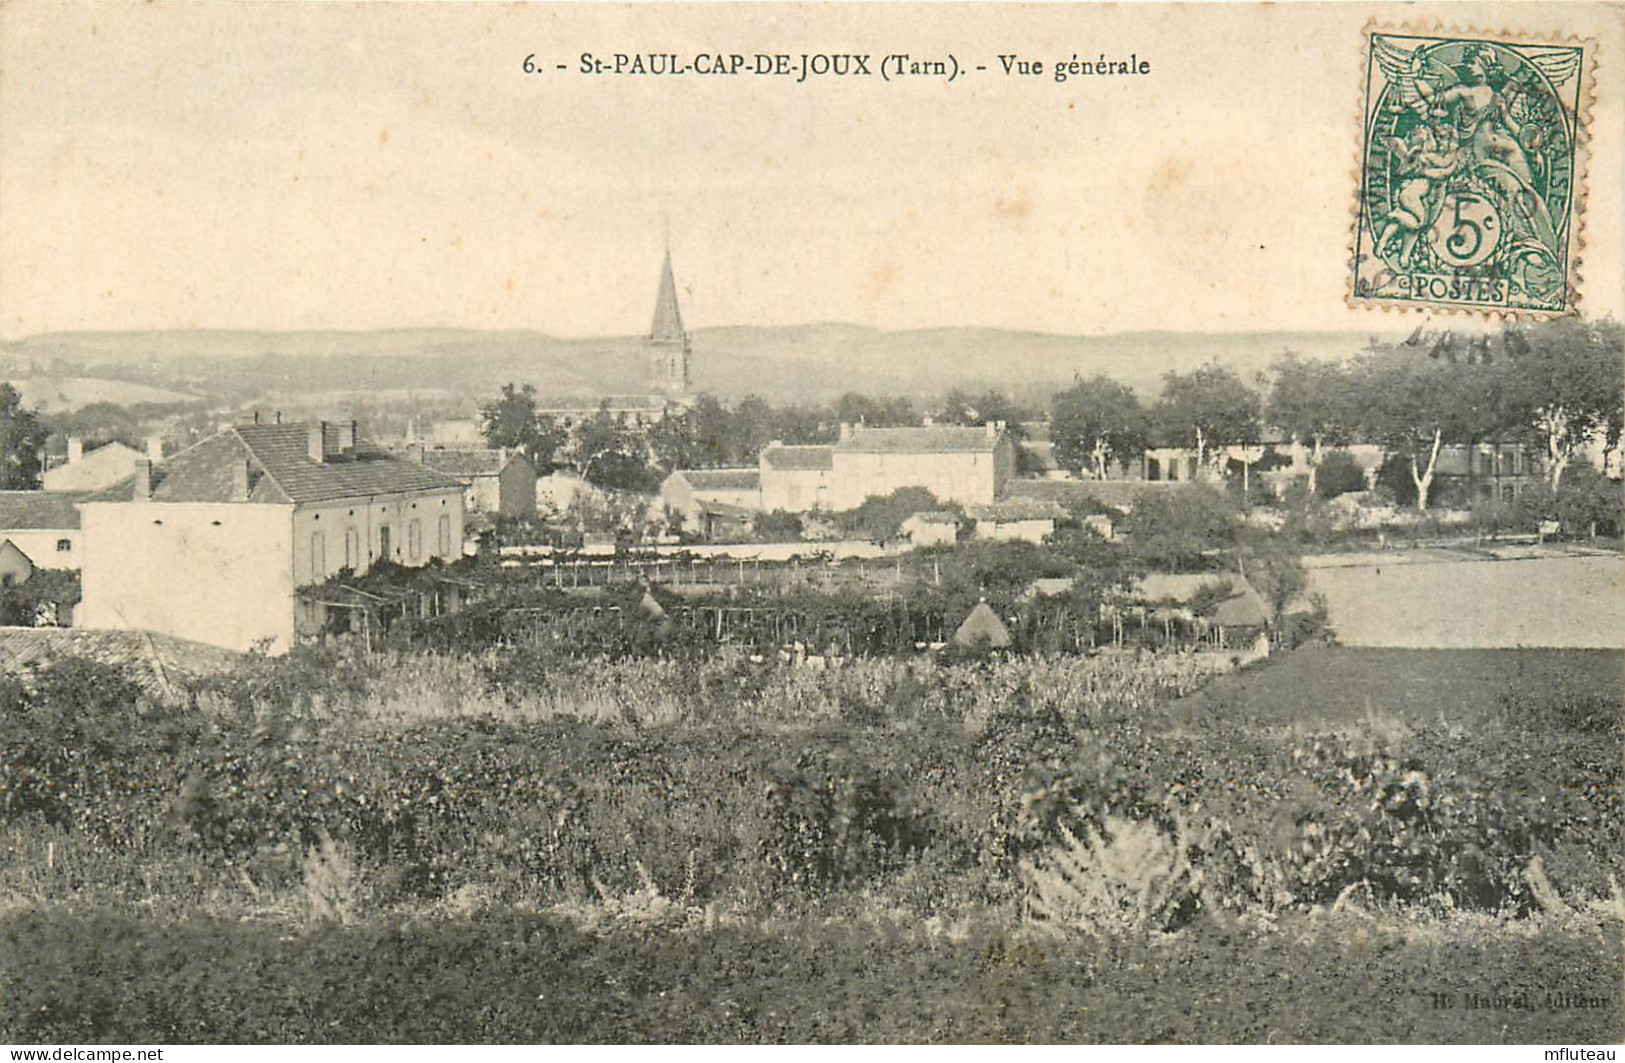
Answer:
647, 246, 691, 395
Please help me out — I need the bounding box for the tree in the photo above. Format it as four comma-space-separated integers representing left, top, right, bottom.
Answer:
1498, 318, 1625, 490
571, 403, 660, 492
1051, 374, 1149, 479
1267, 353, 1356, 497
480, 383, 565, 467
835, 392, 917, 428
0, 383, 48, 489
1356, 339, 1490, 512
841, 486, 949, 543
1121, 485, 1242, 571
1152, 365, 1261, 473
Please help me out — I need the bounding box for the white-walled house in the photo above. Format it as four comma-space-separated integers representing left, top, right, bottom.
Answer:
967, 500, 1068, 544
660, 468, 762, 535
758, 443, 837, 513
0, 491, 86, 571
77, 421, 466, 654
828, 423, 1016, 511
43, 438, 161, 493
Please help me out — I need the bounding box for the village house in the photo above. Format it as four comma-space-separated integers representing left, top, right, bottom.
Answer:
0, 491, 88, 571
831, 422, 1017, 511
42, 437, 162, 493
966, 499, 1069, 544
416, 447, 538, 520
660, 468, 762, 536
76, 420, 466, 654
758, 443, 836, 512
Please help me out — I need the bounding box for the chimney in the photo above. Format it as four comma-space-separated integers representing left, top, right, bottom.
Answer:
253, 411, 261, 424
839, 423, 853, 442
406, 442, 425, 465
308, 420, 327, 463
922, 415, 934, 427
231, 458, 250, 501
146, 436, 163, 464
67, 437, 83, 464
132, 458, 152, 500
497, 446, 509, 465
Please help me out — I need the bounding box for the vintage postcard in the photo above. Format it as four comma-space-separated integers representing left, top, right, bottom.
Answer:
0, 1, 1621, 1051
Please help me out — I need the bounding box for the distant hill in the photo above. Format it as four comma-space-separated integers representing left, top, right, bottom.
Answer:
1, 325, 1396, 407
7, 376, 203, 413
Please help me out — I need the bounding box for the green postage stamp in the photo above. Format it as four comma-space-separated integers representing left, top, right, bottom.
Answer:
1351, 28, 1592, 315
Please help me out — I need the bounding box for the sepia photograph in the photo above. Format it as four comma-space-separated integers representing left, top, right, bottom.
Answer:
0, 0, 1622, 1047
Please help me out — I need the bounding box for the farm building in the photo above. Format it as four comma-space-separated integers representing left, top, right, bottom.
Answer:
661, 468, 763, 536
76, 420, 466, 654
1104, 573, 1273, 655
966, 499, 1069, 544
417, 447, 538, 520
0, 491, 87, 571
829, 423, 1017, 512
758, 443, 836, 512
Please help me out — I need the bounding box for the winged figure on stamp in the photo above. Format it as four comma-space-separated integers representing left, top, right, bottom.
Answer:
1370, 36, 1581, 287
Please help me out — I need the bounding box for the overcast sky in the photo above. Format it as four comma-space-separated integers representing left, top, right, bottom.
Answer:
2, 2, 1620, 338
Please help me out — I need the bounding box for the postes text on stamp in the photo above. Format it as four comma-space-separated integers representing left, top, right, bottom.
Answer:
1352, 30, 1589, 315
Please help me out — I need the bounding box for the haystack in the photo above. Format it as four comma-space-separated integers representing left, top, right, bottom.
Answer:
952, 599, 1011, 650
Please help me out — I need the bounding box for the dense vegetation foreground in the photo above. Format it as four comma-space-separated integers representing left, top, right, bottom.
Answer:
2, 645, 1620, 1043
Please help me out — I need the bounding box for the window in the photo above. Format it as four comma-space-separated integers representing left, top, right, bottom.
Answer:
310, 531, 326, 577
55, 539, 71, 552
408, 519, 422, 561
345, 528, 360, 569
379, 525, 391, 559
438, 514, 452, 556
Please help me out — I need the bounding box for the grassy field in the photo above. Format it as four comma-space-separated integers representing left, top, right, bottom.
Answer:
1174, 644, 1623, 730
1308, 554, 1625, 648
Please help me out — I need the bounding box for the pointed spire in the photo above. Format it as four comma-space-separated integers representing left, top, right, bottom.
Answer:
650, 248, 686, 344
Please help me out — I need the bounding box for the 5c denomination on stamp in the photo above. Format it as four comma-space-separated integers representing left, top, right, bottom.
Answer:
1351, 29, 1592, 316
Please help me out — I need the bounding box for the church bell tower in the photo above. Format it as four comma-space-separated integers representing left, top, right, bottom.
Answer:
648, 247, 692, 396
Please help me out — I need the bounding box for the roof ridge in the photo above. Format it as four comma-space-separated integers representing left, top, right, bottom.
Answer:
230, 427, 294, 503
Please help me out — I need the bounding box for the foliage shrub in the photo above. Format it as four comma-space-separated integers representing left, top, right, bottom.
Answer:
0, 646, 1616, 924
1315, 451, 1368, 499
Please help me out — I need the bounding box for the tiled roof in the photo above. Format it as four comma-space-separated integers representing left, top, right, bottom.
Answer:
42, 442, 144, 492
835, 426, 1002, 455
86, 423, 463, 506
967, 500, 1069, 522
0, 626, 240, 702
1007, 478, 1176, 510
761, 444, 835, 471
905, 510, 961, 525
678, 468, 760, 491
0, 491, 87, 530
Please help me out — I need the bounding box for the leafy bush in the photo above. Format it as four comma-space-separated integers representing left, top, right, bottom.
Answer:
1315, 451, 1368, 498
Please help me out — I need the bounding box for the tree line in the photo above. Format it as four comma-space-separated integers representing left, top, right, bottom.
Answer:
1050, 319, 1623, 511
478, 319, 1621, 511
479, 384, 1041, 492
